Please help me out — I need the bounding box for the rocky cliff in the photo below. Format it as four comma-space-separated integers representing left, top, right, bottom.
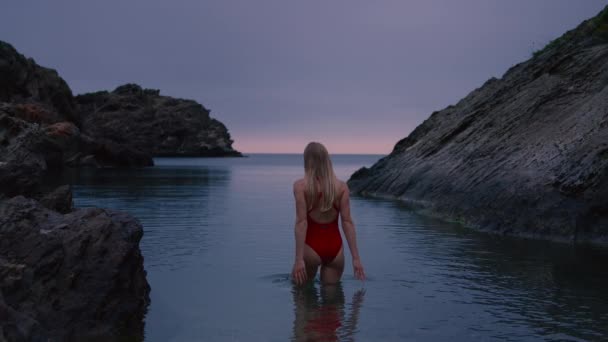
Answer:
348, 7, 608, 244
0, 194, 150, 341
0, 112, 151, 340
1, 42, 152, 340
76, 84, 242, 157
0, 41, 153, 169
1, 40, 242, 169
0, 42, 76, 124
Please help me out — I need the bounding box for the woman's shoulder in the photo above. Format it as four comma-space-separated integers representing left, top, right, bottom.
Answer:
293, 178, 306, 192
335, 178, 347, 194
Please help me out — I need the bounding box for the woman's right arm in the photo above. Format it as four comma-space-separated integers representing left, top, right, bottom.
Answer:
339, 182, 366, 280
292, 180, 308, 285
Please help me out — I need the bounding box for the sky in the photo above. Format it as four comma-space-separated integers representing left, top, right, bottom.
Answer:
1, 1, 606, 154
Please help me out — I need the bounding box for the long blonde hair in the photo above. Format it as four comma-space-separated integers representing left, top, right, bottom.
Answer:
304, 142, 338, 212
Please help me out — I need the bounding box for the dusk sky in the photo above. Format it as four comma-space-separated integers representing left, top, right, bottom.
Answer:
1, 1, 605, 154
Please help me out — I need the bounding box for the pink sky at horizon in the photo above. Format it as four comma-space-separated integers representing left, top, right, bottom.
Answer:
228, 106, 422, 154
231, 121, 414, 154
233, 135, 400, 154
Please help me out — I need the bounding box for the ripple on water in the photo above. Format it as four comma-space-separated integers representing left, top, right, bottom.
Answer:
63, 155, 608, 342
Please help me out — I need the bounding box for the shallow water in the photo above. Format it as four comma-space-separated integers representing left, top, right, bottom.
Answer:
65, 154, 608, 341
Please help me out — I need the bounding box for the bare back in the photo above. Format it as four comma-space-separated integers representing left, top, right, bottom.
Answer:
298, 178, 345, 224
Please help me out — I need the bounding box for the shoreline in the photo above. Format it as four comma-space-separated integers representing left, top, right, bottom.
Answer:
354, 190, 608, 248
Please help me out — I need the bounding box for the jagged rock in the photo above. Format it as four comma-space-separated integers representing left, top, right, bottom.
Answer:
0, 105, 153, 176
0, 271, 46, 342
76, 83, 242, 157
0, 195, 150, 341
348, 6, 608, 244
1, 40, 242, 165
0, 41, 154, 169
39, 185, 73, 214
0, 41, 152, 342
77, 136, 154, 168
0, 41, 76, 124
0, 109, 61, 197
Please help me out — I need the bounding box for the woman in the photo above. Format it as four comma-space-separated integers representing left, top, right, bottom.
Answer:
291, 142, 366, 285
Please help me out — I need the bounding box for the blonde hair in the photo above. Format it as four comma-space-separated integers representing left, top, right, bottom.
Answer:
303, 142, 338, 212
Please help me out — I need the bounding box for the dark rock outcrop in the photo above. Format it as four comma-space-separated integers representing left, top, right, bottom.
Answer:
0, 109, 152, 340
0, 107, 62, 197
1, 40, 241, 167
0, 41, 153, 168
0, 41, 151, 341
348, 7, 608, 244
0, 106, 152, 199
0, 195, 150, 341
39, 185, 73, 213
0, 41, 76, 124
76, 83, 242, 157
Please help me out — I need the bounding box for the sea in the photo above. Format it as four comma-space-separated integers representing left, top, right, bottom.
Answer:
64, 154, 608, 341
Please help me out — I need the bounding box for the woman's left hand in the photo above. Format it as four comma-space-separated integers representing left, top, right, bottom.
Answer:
353, 258, 366, 281
291, 259, 307, 285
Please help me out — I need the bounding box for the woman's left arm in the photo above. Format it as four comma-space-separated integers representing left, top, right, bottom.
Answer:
339, 183, 365, 280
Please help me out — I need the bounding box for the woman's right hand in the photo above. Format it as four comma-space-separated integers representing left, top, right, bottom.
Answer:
353, 258, 366, 281
291, 259, 307, 285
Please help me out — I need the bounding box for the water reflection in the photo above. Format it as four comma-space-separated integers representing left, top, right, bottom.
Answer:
291, 283, 365, 342
378, 200, 608, 340
60, 165, 232, 270
59, 166, 230, 198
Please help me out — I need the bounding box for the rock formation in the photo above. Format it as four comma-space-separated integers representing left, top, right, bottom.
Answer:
0, 42, 76, 124
0, 195, 150, 341
1, 42, 151, 340
0, 41, 154, 169
1, 40, 242, 170
348, 7, 608, 244
0, 110, 151, 339
76, 83, 242, 157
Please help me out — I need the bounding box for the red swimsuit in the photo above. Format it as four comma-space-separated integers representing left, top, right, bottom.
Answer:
305, 194, 343, 265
